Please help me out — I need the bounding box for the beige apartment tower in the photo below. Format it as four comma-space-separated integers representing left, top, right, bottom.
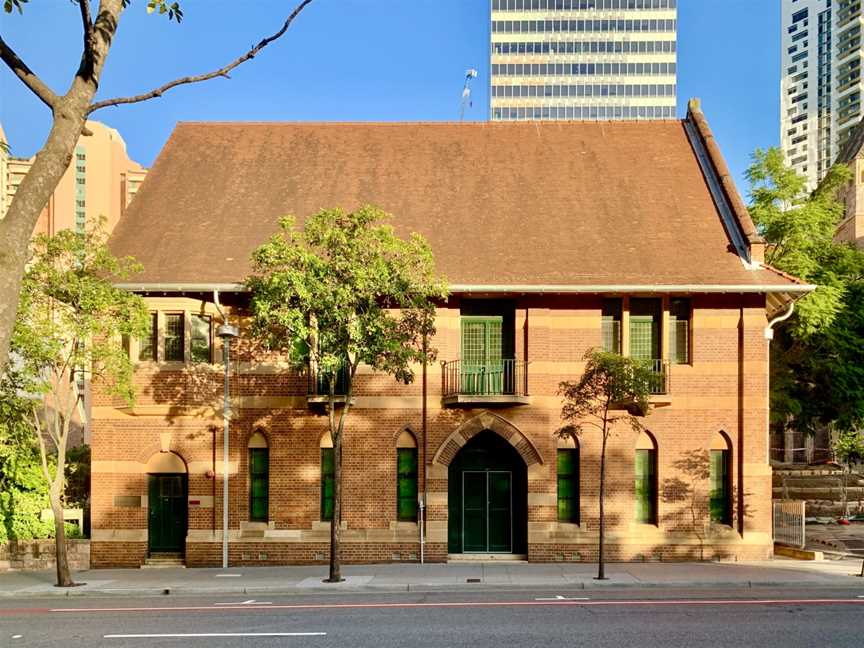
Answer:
1, 120, 146, 236
490, 0, 677, 121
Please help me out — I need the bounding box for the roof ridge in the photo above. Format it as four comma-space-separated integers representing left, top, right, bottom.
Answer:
174, 119, 684, 126
686, 99, 763, 247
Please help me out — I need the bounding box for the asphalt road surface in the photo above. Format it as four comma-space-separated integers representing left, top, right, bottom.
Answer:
2, 588, 864, 647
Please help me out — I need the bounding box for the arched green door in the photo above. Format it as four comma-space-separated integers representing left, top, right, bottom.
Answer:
448, 430, 527, 554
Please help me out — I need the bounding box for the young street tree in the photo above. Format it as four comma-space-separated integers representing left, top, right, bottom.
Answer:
0, 0, 315, 375
11, 224, 148, 587
558, 350, 653, 580
246, 206, 447, 583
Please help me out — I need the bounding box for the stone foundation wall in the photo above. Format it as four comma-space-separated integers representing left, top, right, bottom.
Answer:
0, 540, 90, 572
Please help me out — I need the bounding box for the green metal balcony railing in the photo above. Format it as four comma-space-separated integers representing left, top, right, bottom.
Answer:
645, 359, 670, 395
441, 359, 528, 399
307, 362, 351, 398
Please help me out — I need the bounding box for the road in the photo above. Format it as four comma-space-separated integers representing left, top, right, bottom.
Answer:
2, 588, 864, 647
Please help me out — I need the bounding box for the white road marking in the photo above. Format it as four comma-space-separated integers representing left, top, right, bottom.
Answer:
535, 595, 590, 601
104, 632, 326, 638
213, 573, 242, 578
214, 599, 271, 606
12, 635, 22, 640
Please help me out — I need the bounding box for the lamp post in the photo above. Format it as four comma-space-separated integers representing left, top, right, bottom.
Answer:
216, 321, 238, 570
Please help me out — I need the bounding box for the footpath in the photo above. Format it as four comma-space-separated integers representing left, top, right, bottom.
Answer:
2, 557, 863, 598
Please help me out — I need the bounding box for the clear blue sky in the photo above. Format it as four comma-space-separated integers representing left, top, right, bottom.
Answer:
0, 0, 778, 194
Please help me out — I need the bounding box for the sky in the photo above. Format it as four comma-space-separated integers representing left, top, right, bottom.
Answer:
0, 0, 779, 194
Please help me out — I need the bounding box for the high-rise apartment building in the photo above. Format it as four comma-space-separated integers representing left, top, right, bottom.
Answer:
781, 0, 864, 189
0, 120, 147, 236
489, 0, 678, 121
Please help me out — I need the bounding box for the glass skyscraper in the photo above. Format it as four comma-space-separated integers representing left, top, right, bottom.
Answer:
489, 0, 678, 121
781, 0, 864, 190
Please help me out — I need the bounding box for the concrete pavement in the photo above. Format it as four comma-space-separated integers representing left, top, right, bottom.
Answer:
2, 557, 863, 598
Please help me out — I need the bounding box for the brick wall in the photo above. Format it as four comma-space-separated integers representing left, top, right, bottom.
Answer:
90, 293, 774, 567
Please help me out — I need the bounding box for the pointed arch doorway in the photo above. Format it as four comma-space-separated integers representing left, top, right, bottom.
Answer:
447, 430, 528, 555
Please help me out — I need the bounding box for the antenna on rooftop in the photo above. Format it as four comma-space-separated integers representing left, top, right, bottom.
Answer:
460, 69, 478, 121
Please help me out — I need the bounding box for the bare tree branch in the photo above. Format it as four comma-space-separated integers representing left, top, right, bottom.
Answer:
77, 0, 96, 78
88, 0, 314, 113
0, 35, 59, 110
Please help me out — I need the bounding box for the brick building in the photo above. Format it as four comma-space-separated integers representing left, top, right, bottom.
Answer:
90, 100, 811, 567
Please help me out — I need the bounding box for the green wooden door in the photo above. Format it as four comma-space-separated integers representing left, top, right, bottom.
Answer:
148, 474, 187, 553
488, 472, 512, 553
462, 472, 488, 552
462, 471, 512, 553
461, 317, 503, 394
629, 298, 661, 361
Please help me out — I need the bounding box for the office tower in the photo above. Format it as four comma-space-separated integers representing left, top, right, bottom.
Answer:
0, 120, 147, 234
490, 0, 678, 121
781, 0, 864, 189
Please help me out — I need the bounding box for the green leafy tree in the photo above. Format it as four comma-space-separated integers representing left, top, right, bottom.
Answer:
0, 369, 55, 543
10, 224, 148, 586
558, 350, 653, 580
0, 0, 315, 376
247, 206, 447, 582
746, 148, 864, 435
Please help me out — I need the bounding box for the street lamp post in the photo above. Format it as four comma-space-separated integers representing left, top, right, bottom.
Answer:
216, 321, 238, 570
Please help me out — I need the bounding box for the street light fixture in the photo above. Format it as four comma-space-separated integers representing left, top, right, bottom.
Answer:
216, 321, 239, 570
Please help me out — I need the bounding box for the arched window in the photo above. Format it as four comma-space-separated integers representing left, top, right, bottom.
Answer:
320, 433, 334, 521
710, 432, 732, 525
396, 430, 418, 522
248, 431, 269, 522
557, 436, 579, 523
635, 431, 658, 524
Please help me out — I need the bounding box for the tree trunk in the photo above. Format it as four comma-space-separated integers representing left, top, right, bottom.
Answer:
49, 485, 74, 587
0, 100, 91, 373
596, 432, 608, 580
327, 425, 343, 582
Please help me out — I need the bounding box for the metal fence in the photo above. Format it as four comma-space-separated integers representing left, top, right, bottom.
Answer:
769, 447, 834, 465
773, 500, 806, 549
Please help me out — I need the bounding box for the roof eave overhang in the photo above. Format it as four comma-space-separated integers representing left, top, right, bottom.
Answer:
114, 282, 815, 295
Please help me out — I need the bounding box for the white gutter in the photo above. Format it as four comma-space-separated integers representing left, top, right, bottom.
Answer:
448, 284, 816, 294
114, 283, 247, 292
764, 300, 796, 341
115, 282, 815, 295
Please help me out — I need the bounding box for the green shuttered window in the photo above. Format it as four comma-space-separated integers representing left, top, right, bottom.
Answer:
461, 316, 504, 395
249, 448, 269, 522
635, 448, 657, 524
601, 299, 622, 354
164, 313, 184, 362
191, 314, 212, 363
321, 448, 335, 521
557, 449, 579, 523
139, 313, 157, 362
669, 298, 691, 364
710, 449, 731, 525
397, 448, 418, 521
629, 298, 661, 361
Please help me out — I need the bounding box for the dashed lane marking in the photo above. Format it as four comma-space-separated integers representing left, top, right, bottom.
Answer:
104, 632, 325, 638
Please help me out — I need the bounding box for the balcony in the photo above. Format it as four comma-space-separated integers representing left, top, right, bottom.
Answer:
306, 362, 351, 407
441, 359, 531, 407
646, 359, 670, 396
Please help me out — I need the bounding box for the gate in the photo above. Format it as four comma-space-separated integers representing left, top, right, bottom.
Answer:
773, 500, 806, 549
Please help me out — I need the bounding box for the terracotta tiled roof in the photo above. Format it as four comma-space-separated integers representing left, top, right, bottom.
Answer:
110, 113, 798, 290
